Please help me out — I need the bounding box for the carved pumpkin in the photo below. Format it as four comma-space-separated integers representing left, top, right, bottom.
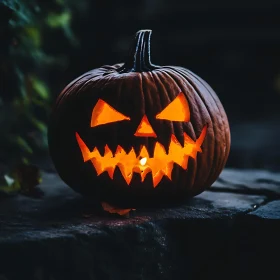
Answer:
48, 30, 230, 208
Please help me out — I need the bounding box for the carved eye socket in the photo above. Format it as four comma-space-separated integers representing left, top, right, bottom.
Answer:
156, 92, 190, 122
91, 99, 130, 127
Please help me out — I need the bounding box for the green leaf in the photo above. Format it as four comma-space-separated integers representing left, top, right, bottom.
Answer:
24, 26, 41, 47
3, 0, 35, 25
14, 136, 33, 154
13, 163, 42, 193
46, 11, 71, 28
0, 174, 21, 195
0, 164, 42, 196
22, 157, 30, 165
30, 76, 50, 100
4, 174, 15, 186
30, 117, 47, 132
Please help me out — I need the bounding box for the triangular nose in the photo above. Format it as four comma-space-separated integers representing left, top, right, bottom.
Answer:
134, 115, 157, 138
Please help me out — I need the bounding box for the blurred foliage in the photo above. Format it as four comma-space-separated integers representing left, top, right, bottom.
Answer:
0, 163, 42, 197
0, 0, 87, 169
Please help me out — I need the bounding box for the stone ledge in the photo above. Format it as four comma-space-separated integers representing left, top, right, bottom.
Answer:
0, 169, 279, 280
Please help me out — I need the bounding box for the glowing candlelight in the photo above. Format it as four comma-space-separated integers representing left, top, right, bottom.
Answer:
139, 157, 147, 166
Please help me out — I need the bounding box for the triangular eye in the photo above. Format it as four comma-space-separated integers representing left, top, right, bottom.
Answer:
91, 99, 130, 127
156, 92, 190, 122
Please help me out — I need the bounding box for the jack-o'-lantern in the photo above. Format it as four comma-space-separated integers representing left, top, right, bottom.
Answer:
48, 30, 230, 208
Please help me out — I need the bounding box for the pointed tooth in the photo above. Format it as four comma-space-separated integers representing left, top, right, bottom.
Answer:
141, 167, 152, 182
163, 162, 174, 180
117, 163, 133, 186
91, 158, 104, 176
115, 145, 122, 154
183, 142, 194, 155
169, 135, 182, 161
196, 125, 207, 146
93, 147, 101, 158
169, 134, 186, 167
190, 149, 198, 159
157, 134, 171, 155
181, 155, 189, 170
124, 174, 133, 185
153, 171, 164, 188
139, 145, 149, 158
115, 145, 127, 156
76, 132, 96, 161
183, 132, 195, 145
174, 157, 187, 167
171, 134, 183, 147
197, 147, 202, 153
177, 134, 185, 148
127, 148, 137, 166
105, 166, 115, 179
154, 142, 167, 158
128, 147, 136, 157
104, 145, 113, 157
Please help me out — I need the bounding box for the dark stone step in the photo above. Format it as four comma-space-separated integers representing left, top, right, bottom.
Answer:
0, 169, 279, 280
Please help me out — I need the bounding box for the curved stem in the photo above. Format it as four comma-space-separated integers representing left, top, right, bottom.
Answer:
118, 30, 158, 73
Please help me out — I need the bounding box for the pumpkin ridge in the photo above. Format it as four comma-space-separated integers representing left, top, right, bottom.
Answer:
161, 67, 213, 192
159, 68, 200, 190
149, 70, 175, 152
169, 66, 225, 192
185, 69, 230, 185
157, 70, 186, 147
159, 70, 195, 143
111, 76, 126, 155
55, 73, 93, 109
151, 70, 188, 188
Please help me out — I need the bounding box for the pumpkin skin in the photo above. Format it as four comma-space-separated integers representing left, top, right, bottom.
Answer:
48, 30, 230, 208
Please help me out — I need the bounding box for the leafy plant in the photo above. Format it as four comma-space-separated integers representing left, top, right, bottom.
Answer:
0, 0, 80, 163
0, 0, 86, 191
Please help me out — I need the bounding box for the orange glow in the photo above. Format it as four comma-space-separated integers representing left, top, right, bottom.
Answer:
76, 126, 207, 187
91, 99, 130, 127
156, 92, 190, 122
101, 202, 135, 216
140, 157, 147, 166
134, 115, 157, 138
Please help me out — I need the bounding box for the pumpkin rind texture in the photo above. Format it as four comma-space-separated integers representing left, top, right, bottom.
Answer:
48, 30, 230, 208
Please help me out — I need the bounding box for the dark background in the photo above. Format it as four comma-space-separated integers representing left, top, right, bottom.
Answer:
1, 0, 280, 171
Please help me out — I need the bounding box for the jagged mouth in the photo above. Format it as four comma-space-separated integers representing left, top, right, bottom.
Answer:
76, 126, 207, 187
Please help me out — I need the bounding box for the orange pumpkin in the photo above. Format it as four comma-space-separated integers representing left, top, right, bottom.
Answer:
48, 30, 230, 208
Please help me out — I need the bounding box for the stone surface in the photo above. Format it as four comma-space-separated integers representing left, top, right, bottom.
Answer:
0, 169, 279, 280
249, 200, 280, 219
213, 168, 280, 196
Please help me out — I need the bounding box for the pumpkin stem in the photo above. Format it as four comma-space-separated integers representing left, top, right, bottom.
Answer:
118, 30, 158, 73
